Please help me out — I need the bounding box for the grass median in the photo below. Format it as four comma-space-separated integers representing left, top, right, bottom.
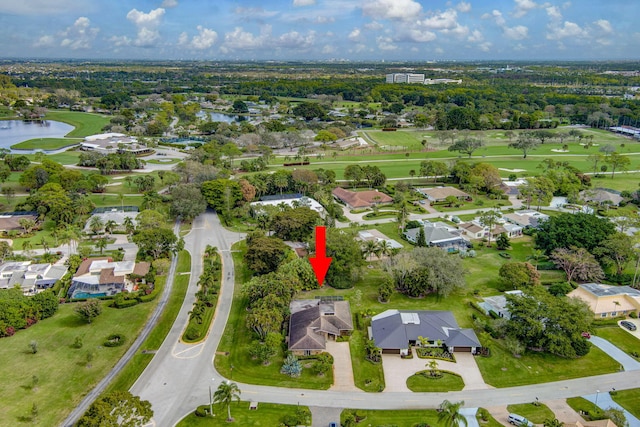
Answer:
177, 401, 311, 426
11, 137, 82, 150
406, 370, 464, 392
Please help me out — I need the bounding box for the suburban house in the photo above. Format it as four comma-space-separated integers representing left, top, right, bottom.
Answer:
80, 133, 153, 156
490, 223, 523, 239
357, 229, 403, 250
288, 299, 353, 356
568, 283, 640, 318
499, 178, 527, 196
332, 188, 393, 209
503, 210, 549, 229
0, 261, 68, 295
334, 136, 368, 150
459, 222, 484, 239
417, 187, 470, 203
0, 212, 38, 234
404, 221, 470, 252
579, 188, 624, 207
250, 194, 325, 217
370, 309, 481, 355
83, 206, 138, 234
479, 290, 523, 319
68, 257, 151, 299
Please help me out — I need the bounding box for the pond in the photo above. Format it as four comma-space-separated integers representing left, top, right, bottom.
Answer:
0, 120, 74, 150
197, 111, 246, 123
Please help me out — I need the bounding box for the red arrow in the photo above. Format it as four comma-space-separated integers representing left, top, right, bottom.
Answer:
309, 226, 332, 287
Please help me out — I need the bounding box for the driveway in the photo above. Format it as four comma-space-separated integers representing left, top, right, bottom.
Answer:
325, 341, 358, 392
618, 318, 640, 340
589, 336, 640, 371
381, 350, 491, 392
583, 392, 640, 427
544, 399, 587, 425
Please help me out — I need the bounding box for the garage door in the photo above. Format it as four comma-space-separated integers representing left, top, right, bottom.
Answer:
454, 347, 472, 352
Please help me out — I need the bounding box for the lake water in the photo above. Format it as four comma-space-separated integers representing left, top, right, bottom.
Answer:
0, 120, 75, 151
198, 111, 244, 123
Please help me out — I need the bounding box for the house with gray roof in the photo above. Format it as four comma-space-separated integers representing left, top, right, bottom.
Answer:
0, 261, 68, 295
288, 299, 353, 355
579, 188, 624, 207
403, 222, 470, 252
370, 309, 481, 355
479, 290, 523, 319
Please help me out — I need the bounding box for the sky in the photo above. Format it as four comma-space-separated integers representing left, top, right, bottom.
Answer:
0, 0, 638, 61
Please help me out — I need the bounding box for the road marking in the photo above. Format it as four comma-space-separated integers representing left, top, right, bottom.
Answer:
172, 342, 205, 359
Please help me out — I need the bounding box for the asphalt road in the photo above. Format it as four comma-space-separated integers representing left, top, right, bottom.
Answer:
60, 221, 181, 427
124, 210, 640, 427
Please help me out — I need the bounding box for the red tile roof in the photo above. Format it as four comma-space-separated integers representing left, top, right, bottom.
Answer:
332, 188, 393, 208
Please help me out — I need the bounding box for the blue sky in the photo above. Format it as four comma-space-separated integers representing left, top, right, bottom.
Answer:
0, 0, 638, 61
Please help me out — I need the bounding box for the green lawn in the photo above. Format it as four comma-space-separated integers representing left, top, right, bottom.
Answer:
475, 337, 620, 388
44, 110, 111, 137
177, 402, 311, 426
0, 298, 158, 426
107, 251, 191, 392
406, 370, 465, 392
341, 408, 439, 427
214, 242, 332, 390
611, 388, 640, 419
37, 151, 82, 165
478, 408, 505, 427
11, 137, 82, 150
506, 403, 555, 423
349, 329, 385, 392
566, 397, 604, 420
593, 326, 640, 359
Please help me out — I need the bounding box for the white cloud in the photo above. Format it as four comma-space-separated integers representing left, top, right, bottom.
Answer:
234, 7, 279, 19
512, 0, 538, 18
220, 27, 267, 52
275, 31, 316, 50
483, 10, 506, 26
419, 9, 458, 30
442, 24, 469, 39
348, 28, 362, 41
178, 32, 188, 45
109, 35, 132, 47
314, 16, 335, 24
188, 26, 218, 50
34, 35, 55, 48
478, 41, 492, 52
321, 44, 335, 54
594, 19, 613, 34
376, 36, 397, 50
457, 2, 471, 13
293, 0, 316, 6
362, 0, 422, 21
503, 25, 528, 40
59, 17, 99, 50
364, 21, 384, 31
547, 21, 587, 40
468, 30, 484, 43
126, 8, 165, 47
161, 0, 178, 8
402, 29, 437, 43
545, 6, 562, 20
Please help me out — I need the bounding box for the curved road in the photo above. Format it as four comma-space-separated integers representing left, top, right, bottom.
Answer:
126, 210, 640, 427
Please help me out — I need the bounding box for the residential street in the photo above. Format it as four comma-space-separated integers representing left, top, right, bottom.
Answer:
126, 210, 640, 427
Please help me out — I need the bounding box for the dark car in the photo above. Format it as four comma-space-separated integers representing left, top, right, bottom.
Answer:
621, 321, 637, 331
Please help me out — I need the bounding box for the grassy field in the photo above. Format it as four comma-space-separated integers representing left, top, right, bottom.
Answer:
11, 137, 82, 150
214, 243, 332, 390
506, 403, 555, 423
593, 326, 640, 358
406, 370, 465, 392
341, 408, 439, 427
0, 299, 158, 426
44, 110, 110, 137
475, 337, 620, 388
106, 251, 191, 392
611, 388, 640, 418
177, 402, 311, 426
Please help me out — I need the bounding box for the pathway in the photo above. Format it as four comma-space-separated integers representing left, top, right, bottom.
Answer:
461, 407, 480, 427
589, 336, 640, 371
326, 341, 358, 392
583, 392, 640, 427
544, 399, 587, 425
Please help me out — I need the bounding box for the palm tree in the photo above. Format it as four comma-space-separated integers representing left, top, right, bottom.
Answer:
214, 381, 241, 422
377, 240, 392, 259
104, 220, 117, 235
438, 400, 467, 427
362, 240, 378, 262
428, 359, 439, 377
96, 237, 108, 254
123, 216, 135, 235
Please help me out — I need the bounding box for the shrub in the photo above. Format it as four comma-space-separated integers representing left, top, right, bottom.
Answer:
103, 333, 126, 347
184, 326, 199, 341
630, 312, 638, 319
195, 405, 210, 417
72, 336, 83, 349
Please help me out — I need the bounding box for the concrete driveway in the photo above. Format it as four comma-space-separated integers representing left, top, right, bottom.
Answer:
618, 318, 640, 340
583, 392, 640, 427
325, 341, 358, 392
381, 350, 491, 392
589, 336, 640, 371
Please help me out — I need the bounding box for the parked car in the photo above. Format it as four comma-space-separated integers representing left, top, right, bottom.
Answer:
508, 413, 533, 427
621, 321, 637, 331
581, 331, 591, 339
329, 423, 338, 427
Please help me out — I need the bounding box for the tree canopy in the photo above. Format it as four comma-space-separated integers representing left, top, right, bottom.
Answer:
535, 212, 615, 254
77, 390, 153, 427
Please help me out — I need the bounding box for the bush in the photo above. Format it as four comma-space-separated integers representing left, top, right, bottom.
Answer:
184, 326, 199, 341
195, 405, 210, 417
630, 312, 638, 319
72, 336, 83, 349
103, 333, 126, 347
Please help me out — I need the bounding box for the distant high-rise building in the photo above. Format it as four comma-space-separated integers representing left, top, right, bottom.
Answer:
385, 73, 425, 84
